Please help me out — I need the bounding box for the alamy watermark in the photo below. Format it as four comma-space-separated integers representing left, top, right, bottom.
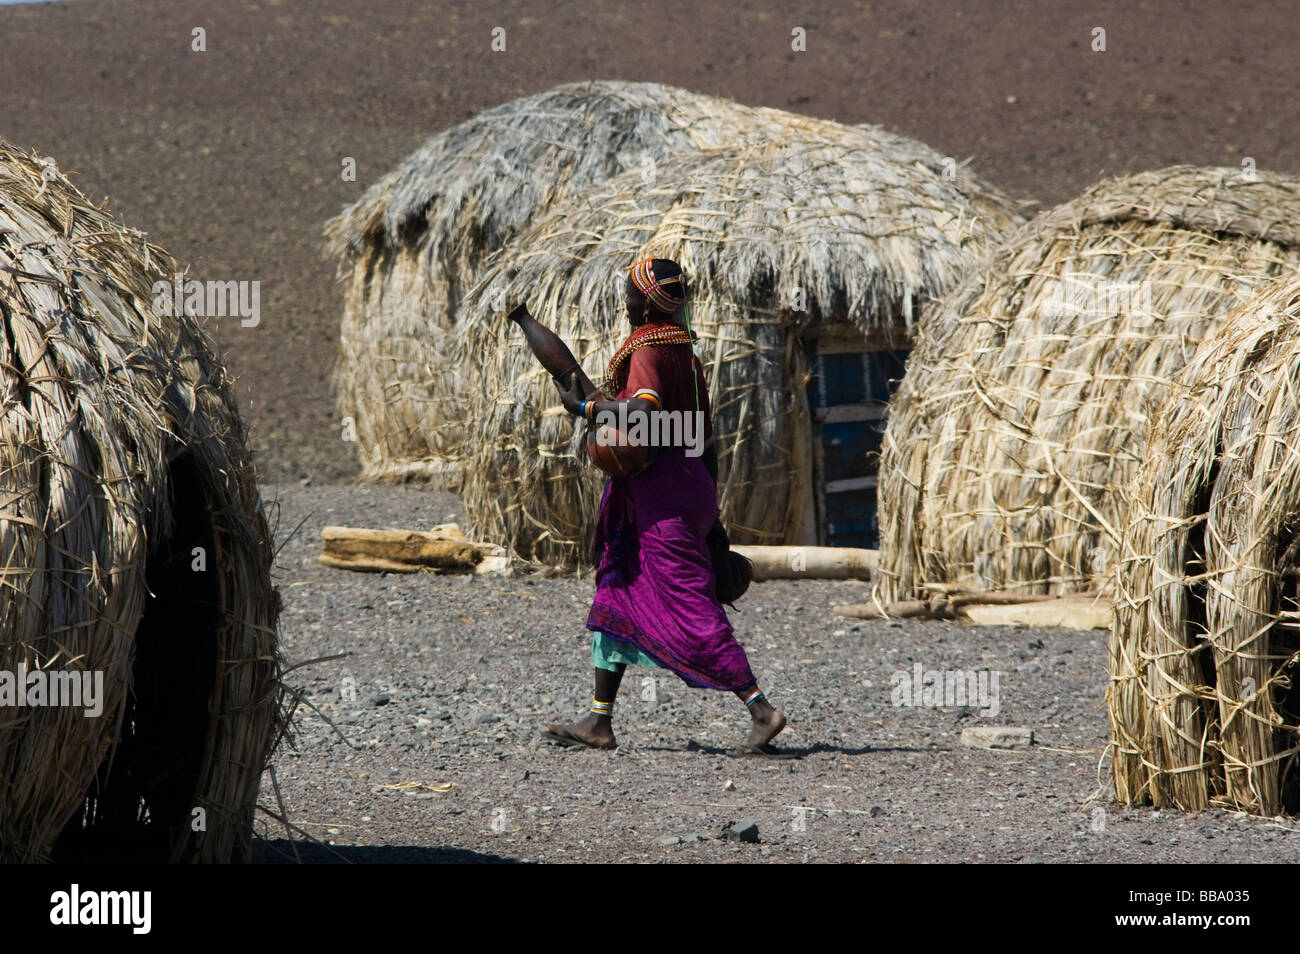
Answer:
1040, 275, 1154, 325
591, 407, 706, 458
891, 663, 1000, 717
151, 273, 260, 327
0, 663, 104, 717
50, 884, 150, 934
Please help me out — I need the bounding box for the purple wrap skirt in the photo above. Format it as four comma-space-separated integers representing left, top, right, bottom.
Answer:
586, 447, 757, 691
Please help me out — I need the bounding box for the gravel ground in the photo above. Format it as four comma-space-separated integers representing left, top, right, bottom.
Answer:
252, 484, 1300, 863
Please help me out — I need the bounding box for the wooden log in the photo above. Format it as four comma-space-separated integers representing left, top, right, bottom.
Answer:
832, 600, 929, 620
920, 582, 964, 595
833, 590, 1084, 622
319, 525, 492, 573
949, 591, 1057, 609
319, 552, 436, 574
732, 545, 877, 581
962, 595, 1112, 630
832, 603, 884, 619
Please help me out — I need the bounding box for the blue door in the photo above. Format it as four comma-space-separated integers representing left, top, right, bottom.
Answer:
807, 349, 909, 548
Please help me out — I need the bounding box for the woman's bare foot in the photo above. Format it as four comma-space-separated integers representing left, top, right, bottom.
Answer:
544, 712, 616, 749
747, 707, 787, 748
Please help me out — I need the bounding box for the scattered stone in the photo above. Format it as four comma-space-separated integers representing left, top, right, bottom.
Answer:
475, 713, 502, 725
960, 726, 1034, 749
723, 779, 736, 791
870, 806, 885, 817
655, 835, 683, 847
370, 694, 390, 707
723, 819, 760, 843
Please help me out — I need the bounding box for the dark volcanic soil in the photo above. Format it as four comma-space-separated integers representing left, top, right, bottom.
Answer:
253, 484, 1300, 863
3, 0, 1299, 482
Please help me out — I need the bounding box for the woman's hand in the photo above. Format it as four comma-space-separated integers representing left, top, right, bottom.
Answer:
553, 370, 585, 415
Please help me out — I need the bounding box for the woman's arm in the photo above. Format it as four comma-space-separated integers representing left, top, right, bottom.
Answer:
554, 372, 656, 420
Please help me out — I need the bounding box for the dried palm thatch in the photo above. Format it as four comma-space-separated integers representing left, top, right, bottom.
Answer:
877, 166, 1300, 603
324, 79, 1023, 486
453, 131, 1023, 567
1109, 271, 1300, 815
0, 142, 282, 862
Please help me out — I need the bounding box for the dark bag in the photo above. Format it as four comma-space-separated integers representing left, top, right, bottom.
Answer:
706, 519, 753, 606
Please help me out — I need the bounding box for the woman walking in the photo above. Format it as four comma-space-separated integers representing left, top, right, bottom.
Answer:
541, 257, 786, 753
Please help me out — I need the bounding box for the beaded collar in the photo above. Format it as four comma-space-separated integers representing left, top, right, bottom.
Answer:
605, 320, 695, 387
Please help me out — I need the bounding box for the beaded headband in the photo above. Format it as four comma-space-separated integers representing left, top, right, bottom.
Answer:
625, 258, 686, 315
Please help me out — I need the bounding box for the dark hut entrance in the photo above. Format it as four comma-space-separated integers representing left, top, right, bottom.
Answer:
52, 452, 220, 862
1276, 526, 1300, 812
805, 325, 909, 549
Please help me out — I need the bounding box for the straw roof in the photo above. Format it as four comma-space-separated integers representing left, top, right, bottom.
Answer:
0, 141, 282, 862
876, 166, 1300, 603
324, 79, 1023, 484
453, 132, 1024, 567
1109, 270, 1300, 815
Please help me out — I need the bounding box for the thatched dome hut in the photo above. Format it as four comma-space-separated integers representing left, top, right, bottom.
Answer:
0, 142, 281, 862
876, 166, 1300, 603
1109, 271, 1300, 816
453, 132, 1024, 567
324, 79, 1023, 487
